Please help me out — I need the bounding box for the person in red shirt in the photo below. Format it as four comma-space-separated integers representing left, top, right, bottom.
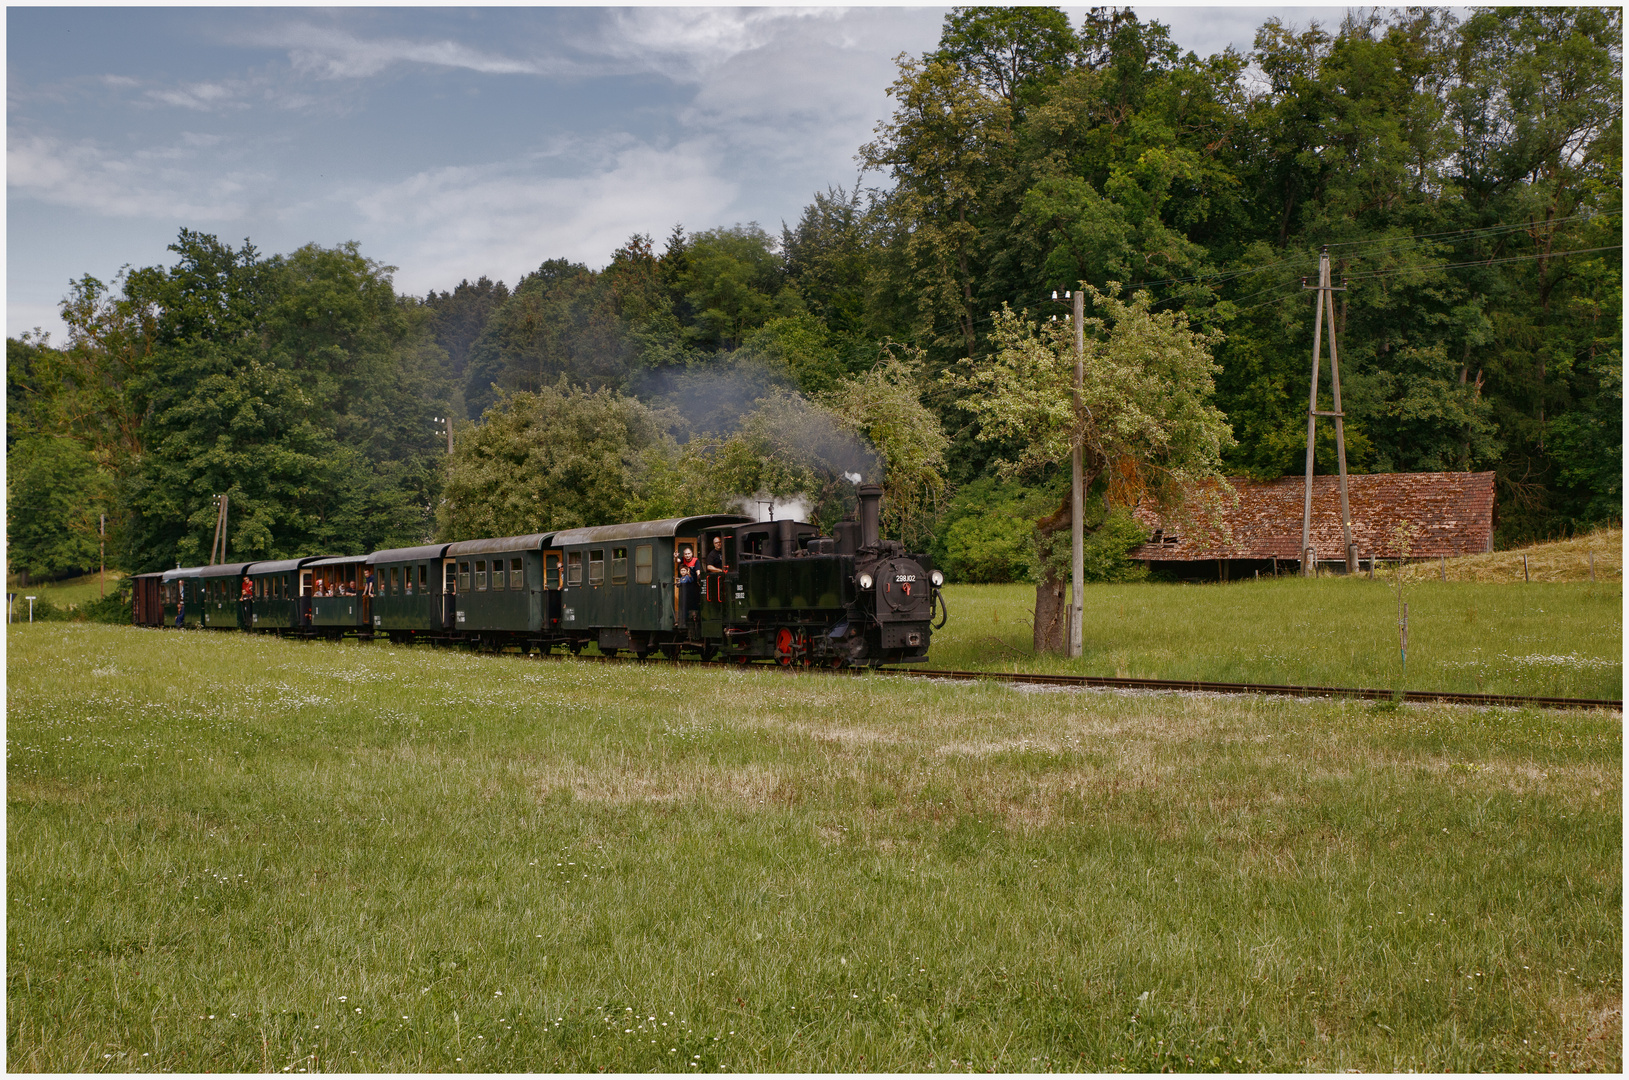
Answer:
677, 546, 701, 625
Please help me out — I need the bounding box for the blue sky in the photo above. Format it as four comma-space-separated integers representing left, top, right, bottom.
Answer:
8, 5, 1341, 340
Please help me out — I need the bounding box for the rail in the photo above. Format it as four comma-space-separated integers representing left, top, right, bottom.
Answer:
529, 651, 1620, 711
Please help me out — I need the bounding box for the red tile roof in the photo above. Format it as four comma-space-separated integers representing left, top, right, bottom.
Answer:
1130, 472, 1495, 561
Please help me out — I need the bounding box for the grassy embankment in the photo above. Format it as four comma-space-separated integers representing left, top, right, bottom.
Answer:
6, 570, 126, 617
8, 622, 1620, 1072
930, 530, 1621, 700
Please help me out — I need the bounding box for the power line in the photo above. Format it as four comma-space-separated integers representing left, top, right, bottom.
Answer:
912, 226, 1620, 343
1338, 244, 1621, 282
1325, 209, 1621, 253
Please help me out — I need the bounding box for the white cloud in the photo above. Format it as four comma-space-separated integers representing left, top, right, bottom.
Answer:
588, 7, 847, 83
354, 138, 738, 294
145, 80, 245, 111
677, 10, 931, 172
252, 22, 554, 80
7, 132, 271, 221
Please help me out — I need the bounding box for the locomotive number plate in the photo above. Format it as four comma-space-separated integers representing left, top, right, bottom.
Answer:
895, 574, 917, 583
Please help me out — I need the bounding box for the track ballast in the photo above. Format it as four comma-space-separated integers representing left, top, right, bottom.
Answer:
518, 649, 1619, 711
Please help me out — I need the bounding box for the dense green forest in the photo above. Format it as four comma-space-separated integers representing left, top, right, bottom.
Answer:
8, 7, 1620, 585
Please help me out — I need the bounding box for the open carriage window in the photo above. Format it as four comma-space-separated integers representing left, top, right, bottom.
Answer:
588, 550, 604, 586
566, 552, 582, 586
611, 547, 628, 585
474, 560, 487, 590
510, 558, 524, 588
491, 558, 505, 590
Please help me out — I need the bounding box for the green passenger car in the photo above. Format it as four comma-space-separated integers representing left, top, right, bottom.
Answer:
549, 515, 751, 655
160, 566, 208, 628
196, 563, 255, 630
245, 557, 326, 632
367, 543, 453, 641
305, 554, 371, 637
446, 534, 553, 645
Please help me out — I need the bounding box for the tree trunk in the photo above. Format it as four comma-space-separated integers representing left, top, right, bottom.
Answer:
1033, 567, 1067, 654
1031, 495, 1073, 654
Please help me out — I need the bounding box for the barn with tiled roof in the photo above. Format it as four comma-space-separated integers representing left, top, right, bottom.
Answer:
1130, 472, 1495, 579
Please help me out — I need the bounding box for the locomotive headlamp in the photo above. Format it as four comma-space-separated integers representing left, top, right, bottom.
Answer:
930, 570, 944, 587
857, 572, 874, 590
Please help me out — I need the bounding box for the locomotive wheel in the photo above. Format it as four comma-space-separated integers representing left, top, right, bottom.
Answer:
774, 627, 795, 667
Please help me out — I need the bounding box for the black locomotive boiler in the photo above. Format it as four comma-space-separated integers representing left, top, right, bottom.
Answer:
128, 484, 945, 667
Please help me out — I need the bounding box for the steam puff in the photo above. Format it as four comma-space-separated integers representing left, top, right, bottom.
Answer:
732, 494, 812, 523
842, 471, 863, 485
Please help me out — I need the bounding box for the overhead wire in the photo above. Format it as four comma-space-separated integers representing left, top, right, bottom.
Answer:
909, 220, 1619, 343
1337, 243, 1621, 281
1324, 209, 1621, 253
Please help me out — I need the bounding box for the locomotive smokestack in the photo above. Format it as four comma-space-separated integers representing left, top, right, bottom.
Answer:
857, 483, 882, 549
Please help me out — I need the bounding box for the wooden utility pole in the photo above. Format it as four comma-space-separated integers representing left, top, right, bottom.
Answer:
99, 514, 106, 598
1301, 247, 1356, 576
1070, 288, 1085, 659
210, 493, 229, 565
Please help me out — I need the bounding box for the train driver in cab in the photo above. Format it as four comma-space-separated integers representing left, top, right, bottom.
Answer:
705, 535, 726, 600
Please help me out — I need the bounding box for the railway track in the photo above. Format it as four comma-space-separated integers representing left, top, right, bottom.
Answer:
870, 667, 1622, 711
523, 649, 1620, 711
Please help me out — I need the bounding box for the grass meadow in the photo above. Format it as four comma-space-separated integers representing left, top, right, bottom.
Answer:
7, 622, 1621, 1072
932, 577, 1622, 700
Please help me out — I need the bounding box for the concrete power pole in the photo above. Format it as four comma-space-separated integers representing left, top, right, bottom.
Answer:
1070, 288, 1085, 659
1300, 247, 1356, 576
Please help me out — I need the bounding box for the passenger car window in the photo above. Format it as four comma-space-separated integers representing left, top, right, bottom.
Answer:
475, 559, 488, 590
419, 564, 429, 591
390, 566, 401, 595
492, 558, 505, 590
458, 561, 470, 591
611, 547, 628, 585
511, 558, 524, 587
566, 552, 582, 586
589, 550, 605, 586
635, 544, 653, 584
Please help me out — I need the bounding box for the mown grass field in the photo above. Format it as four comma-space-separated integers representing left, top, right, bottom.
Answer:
931, 577, 1622, 700
7, 622, 1620, 1072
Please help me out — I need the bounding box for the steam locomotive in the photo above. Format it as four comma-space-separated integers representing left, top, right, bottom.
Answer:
128, 484, 945, 667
